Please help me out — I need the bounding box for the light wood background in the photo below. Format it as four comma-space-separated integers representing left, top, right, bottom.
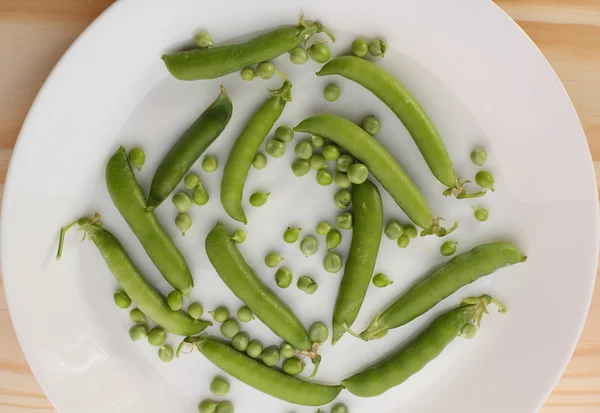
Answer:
0, 0, 598, 411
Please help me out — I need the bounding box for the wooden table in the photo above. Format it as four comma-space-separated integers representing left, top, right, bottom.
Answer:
0, 0, 598, 411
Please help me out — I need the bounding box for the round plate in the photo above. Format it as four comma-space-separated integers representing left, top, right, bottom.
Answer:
2, 0, 597, 412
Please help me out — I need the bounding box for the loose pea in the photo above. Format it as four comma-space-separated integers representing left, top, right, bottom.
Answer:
240, 67, 256, 81
275, 125, 294, 143
220, 318, 241, 339
231, 229, 246, 243
129, 308, 144, 323
403, 225, 418, 239
175, 213, 192, 235
246, 339, 263, 358
209, 306, 230, 323
470, 148, 487, 166
249, 191, 270, 207
475, 170, 495, 191
237, 306, 254, 322
397, 234, 410, 248
326, 229, 342, 250
290, 47, 308, 65
310, 154, 327, 170
308, 43, 331, 63
283, 227, 301, 243
282, 357, 305, 375
252, 152, 267, 170
334, 189, 352, 208
331, 403, 350, 413
215, 401, 234, 413
261, 346, 280, 367
128, 147, 145, 171
311, 133, 325, 148
266, 139, 286, 158
440, 240, 457, 256
113, 290, 131, 309
129, 323, 148, 341
295, 141, 313, 160
472, 206, 489, 222
336, 212, 353, 230
158, 345, 174, 363
384, 220, 404, 240
167, 290, 184, 311
323, 83, 340, 102
316, 221, 332, 236
309, 321, 329, 343
193, 185, 209, 206
297, 276, 318, 294
232, 331, 250, 351
291, 159, 311, 177
148, 326, 167, 346
172, 192, 193, 213
202, 155, 218, 172
210, 376, 230, 397
316, 169, 333, 186
184, 173, 201, 189
275, 267, 293, 289
257, 62, 275, 79
460, 323, 477, 339
188, 302, 203, 320
368, 38, 387, 57
322, 144, 340, 161
362, 116, 381, 136
300, 236, 318, 257
265, 252, 283, 268
336, 154, 354, 172
280, 342, 296, 359
194, 31, 213, 48
347, 163, 369, 184
334, 173, 351, 189
352, 37, 369, 57
198, 400, 218, 413
373, 273, 393, 288
324, 251, 343, 273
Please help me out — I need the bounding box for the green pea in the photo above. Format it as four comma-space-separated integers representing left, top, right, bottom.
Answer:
297, 276, 318, 294
309, 154, 327, 170
323, 83, 340, 102
202, 155, 218, 172
373, 273, 393, 288
232, 331, 250, 351
475, 170, 495, 191
291, 159, 311, 177
215, 401, 234, 413
275, 267, 293, 289
129, 323, 148, 341
322, 144, 340, 161
266, 139, 286, 158
246, 339, 263, 358
352, 37, 369, 57
290, 47, 308, 65
334, 189, 352, 208
308, 43, 331, 63
470, 148, 487, 166
323, 251, 343, 273
193, 185, 209, 206
175, 213, 192, 235
275, 125, 294, 143
282, 357, 305, 375
336, 212, 353, 230
220, 318, 241, 339
362, 116, 381, 136
316, 169, 333, 186
240, 67, 256, 81
249, 191, 270, 207
148, 326, 166, 346
336, 154, 354, 172
460, 323, 477, 339
184, 173, 201, 189
210, 376, 230, 396
128, 147, 145, 171
295, 141, 313, 160
309, 321, 329, 343
261, 345, 280, 367
300, 236, 318, 257
384, 220, 404, 240
257, 62, 275, 79
347, 163, 369, 184
167, 290, 183, 311
113, 290, 131, 309
403, 225, 418, 239
397, 234, 410, 249
279, 342, 296, 359
472, 206, 489, 222
188, 302, 203, 320
311, 133, 325, 148
331, 403, 350, 413
252, 152, 267, 170
368, 38, 387, 57
209, 306, 230, 323
237, 306, 254, 322
283, 227, 302, 243
198, 400, 218, 413
440, 240, 457, 256
231, 229, 246, 243
172, 192, 193, 213
326, 229, 342, 250
194, 31, 213, 48
265, 252, 283, 268
129, 308, 144, 323
316, 221, 332, 236
158, 345, 174, 363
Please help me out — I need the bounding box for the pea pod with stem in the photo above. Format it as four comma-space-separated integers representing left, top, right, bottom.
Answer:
221, 81, 292, 223
56, 214, 211, 336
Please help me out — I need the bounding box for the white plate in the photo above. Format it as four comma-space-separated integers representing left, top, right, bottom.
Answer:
2, 0, 598, 412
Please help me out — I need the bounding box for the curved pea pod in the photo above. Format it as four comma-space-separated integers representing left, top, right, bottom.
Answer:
57, 215, 211, 336
146, 85, 232, 209
221, 81, 292, 224
205, 221, 312, 352
184, 336, 343, 405
106, 147, 193, 296
332, 180, 383, 344
359, 242, 526, 341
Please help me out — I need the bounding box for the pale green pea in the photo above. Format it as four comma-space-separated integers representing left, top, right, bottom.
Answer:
323, 83, 340, 102
384, 220, 404, 240
373, 273, 393, 288
440, 240, 457, 256
291, 159, 310, 177
336, 212, 353, 230
193, 185, 209, 206
113, 290, 131, 309
210, 376, 230, 397
215, 401, 234, 413
246, 339, 263, 358
470, 148, 487, 166
275, 267, 293, 289
167, 290, 183, 311
220, 318, 240, 339
184, 173, 201, 189
158, 345, 174, 363
290, 47, 308, 64
175, 213, 192, 235
326, 229, 342, 250
240, 67, 256, 81
265, 252, 283, 268
209, 306, 230, 323
316, 169, 333, 186
237, 306, 254, 322
334, 189, 352, 208
300, 236, 318, 257
475, 170, 495, 191
334, 172, 351, 189
280, 342, 296, 359
257, 62, 274, 79
352, 37, 369, 57
336, 154, 354, 172
148, 326, 166, 346
331, 403, 349, 413
249, 191, 270, 207
252, 152, 267, 170
266, 139, 286, 158
397, 234, 410, 248
172, 192, 192, 213
309, 154, 327, 170
472, 206, 489, 222
368, 38, 387, 57
362, 116, 381, 136
198, 400, 218, 413
261, 346, 280, 367
275, 125, 294, 143
323, 251, 343, 273
129, 323, 148, 341
316, 221, 332, 236
128, 147, 145, 171
202, 155, 218, 172
322, 144, 340, 161
295, 141, 313, 160
231, 229, 246, 243
460, 323, 477, 339
311, 133, 325, 148
282, 357, 305, 375
308, 43, 331, 63
403, 225, 418, 239
347, 163, 369, 184
297, 276, 318, 294
283, 227, 302, 243
309, 321, 329, 343
194, 31, 213, 48
188, 302, 203, 320
232, 331, 250, 351
129, 308, 144, 323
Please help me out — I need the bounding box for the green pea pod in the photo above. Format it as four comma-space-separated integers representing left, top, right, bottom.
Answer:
146, 85, 232, 209
57, 215, 210, 336
106, 147, 193, 295
343, 295, 501, 397
359, 242, 526, 341
184, 336, 343, 405
162, 17, 334, 80
221, 81, 292, 224
332, 180, 383, 344
205, 222, 312, 352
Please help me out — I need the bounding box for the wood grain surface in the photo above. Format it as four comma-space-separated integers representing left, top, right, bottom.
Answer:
0, 0, 598, 411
